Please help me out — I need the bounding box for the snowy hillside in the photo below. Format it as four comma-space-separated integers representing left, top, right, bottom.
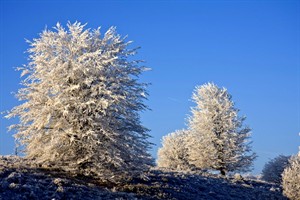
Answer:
0, 156, 287, 200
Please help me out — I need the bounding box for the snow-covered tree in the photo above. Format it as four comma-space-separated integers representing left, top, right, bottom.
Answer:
282, 154, 300, 199
157, 130, 190, 170
261, 155, 290, 184
6, 22, 153, 182
187, 83, 256, 175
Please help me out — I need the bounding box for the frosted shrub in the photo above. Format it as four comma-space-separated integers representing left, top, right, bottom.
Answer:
157, 130, 190, 170
261, 155, 290, 184
6, 22, 153, 182
282, 155, 300, 199
187, 83, 256, 175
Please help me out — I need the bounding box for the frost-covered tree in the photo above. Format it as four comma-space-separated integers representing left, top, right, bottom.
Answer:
187, 83, 256, 176
157, 130, 190, 170
261, 155, 290, 184
6, 22, 153, 182
282, 154, 300, 199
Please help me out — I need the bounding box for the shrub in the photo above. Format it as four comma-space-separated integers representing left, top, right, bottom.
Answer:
157, 130, 190, 170
261, 155, 290, 184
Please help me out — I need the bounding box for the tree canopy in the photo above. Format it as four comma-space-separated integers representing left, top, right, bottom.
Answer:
6, 22, 153, 182
187, 83, 256, 175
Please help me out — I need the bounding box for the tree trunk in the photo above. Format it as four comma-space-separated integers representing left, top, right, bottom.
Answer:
220, 168, 226, 176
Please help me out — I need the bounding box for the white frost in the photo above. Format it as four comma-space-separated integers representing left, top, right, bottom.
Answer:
6, 22, 153, 182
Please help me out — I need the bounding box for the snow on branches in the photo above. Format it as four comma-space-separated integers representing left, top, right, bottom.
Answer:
282, 135, 300, 199
157, 130, 190, 170
187, 83, 256, 175
157, 83, 256, 176
282, 155, 300, 199
6, 22, 153, 182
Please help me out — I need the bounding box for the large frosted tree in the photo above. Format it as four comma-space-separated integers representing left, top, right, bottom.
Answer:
6, 22, 153, 182
187, 83, 256, 175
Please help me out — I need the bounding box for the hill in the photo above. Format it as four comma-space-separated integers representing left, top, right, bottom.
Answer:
0, 156, 287, 200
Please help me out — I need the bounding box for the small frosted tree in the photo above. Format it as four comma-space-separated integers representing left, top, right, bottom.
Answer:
157, 130, 190, 170
6, 22, 153, 182
187, 83, 256, 175
282, 154, 300, 199
261, 155, 290, 184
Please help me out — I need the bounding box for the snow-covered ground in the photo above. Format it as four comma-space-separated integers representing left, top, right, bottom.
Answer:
0, 156, 287, 200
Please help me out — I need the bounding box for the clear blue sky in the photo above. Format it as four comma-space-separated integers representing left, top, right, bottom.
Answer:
0, 0, 299, 174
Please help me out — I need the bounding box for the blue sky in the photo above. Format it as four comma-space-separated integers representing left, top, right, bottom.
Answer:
0, 0, 299, 174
